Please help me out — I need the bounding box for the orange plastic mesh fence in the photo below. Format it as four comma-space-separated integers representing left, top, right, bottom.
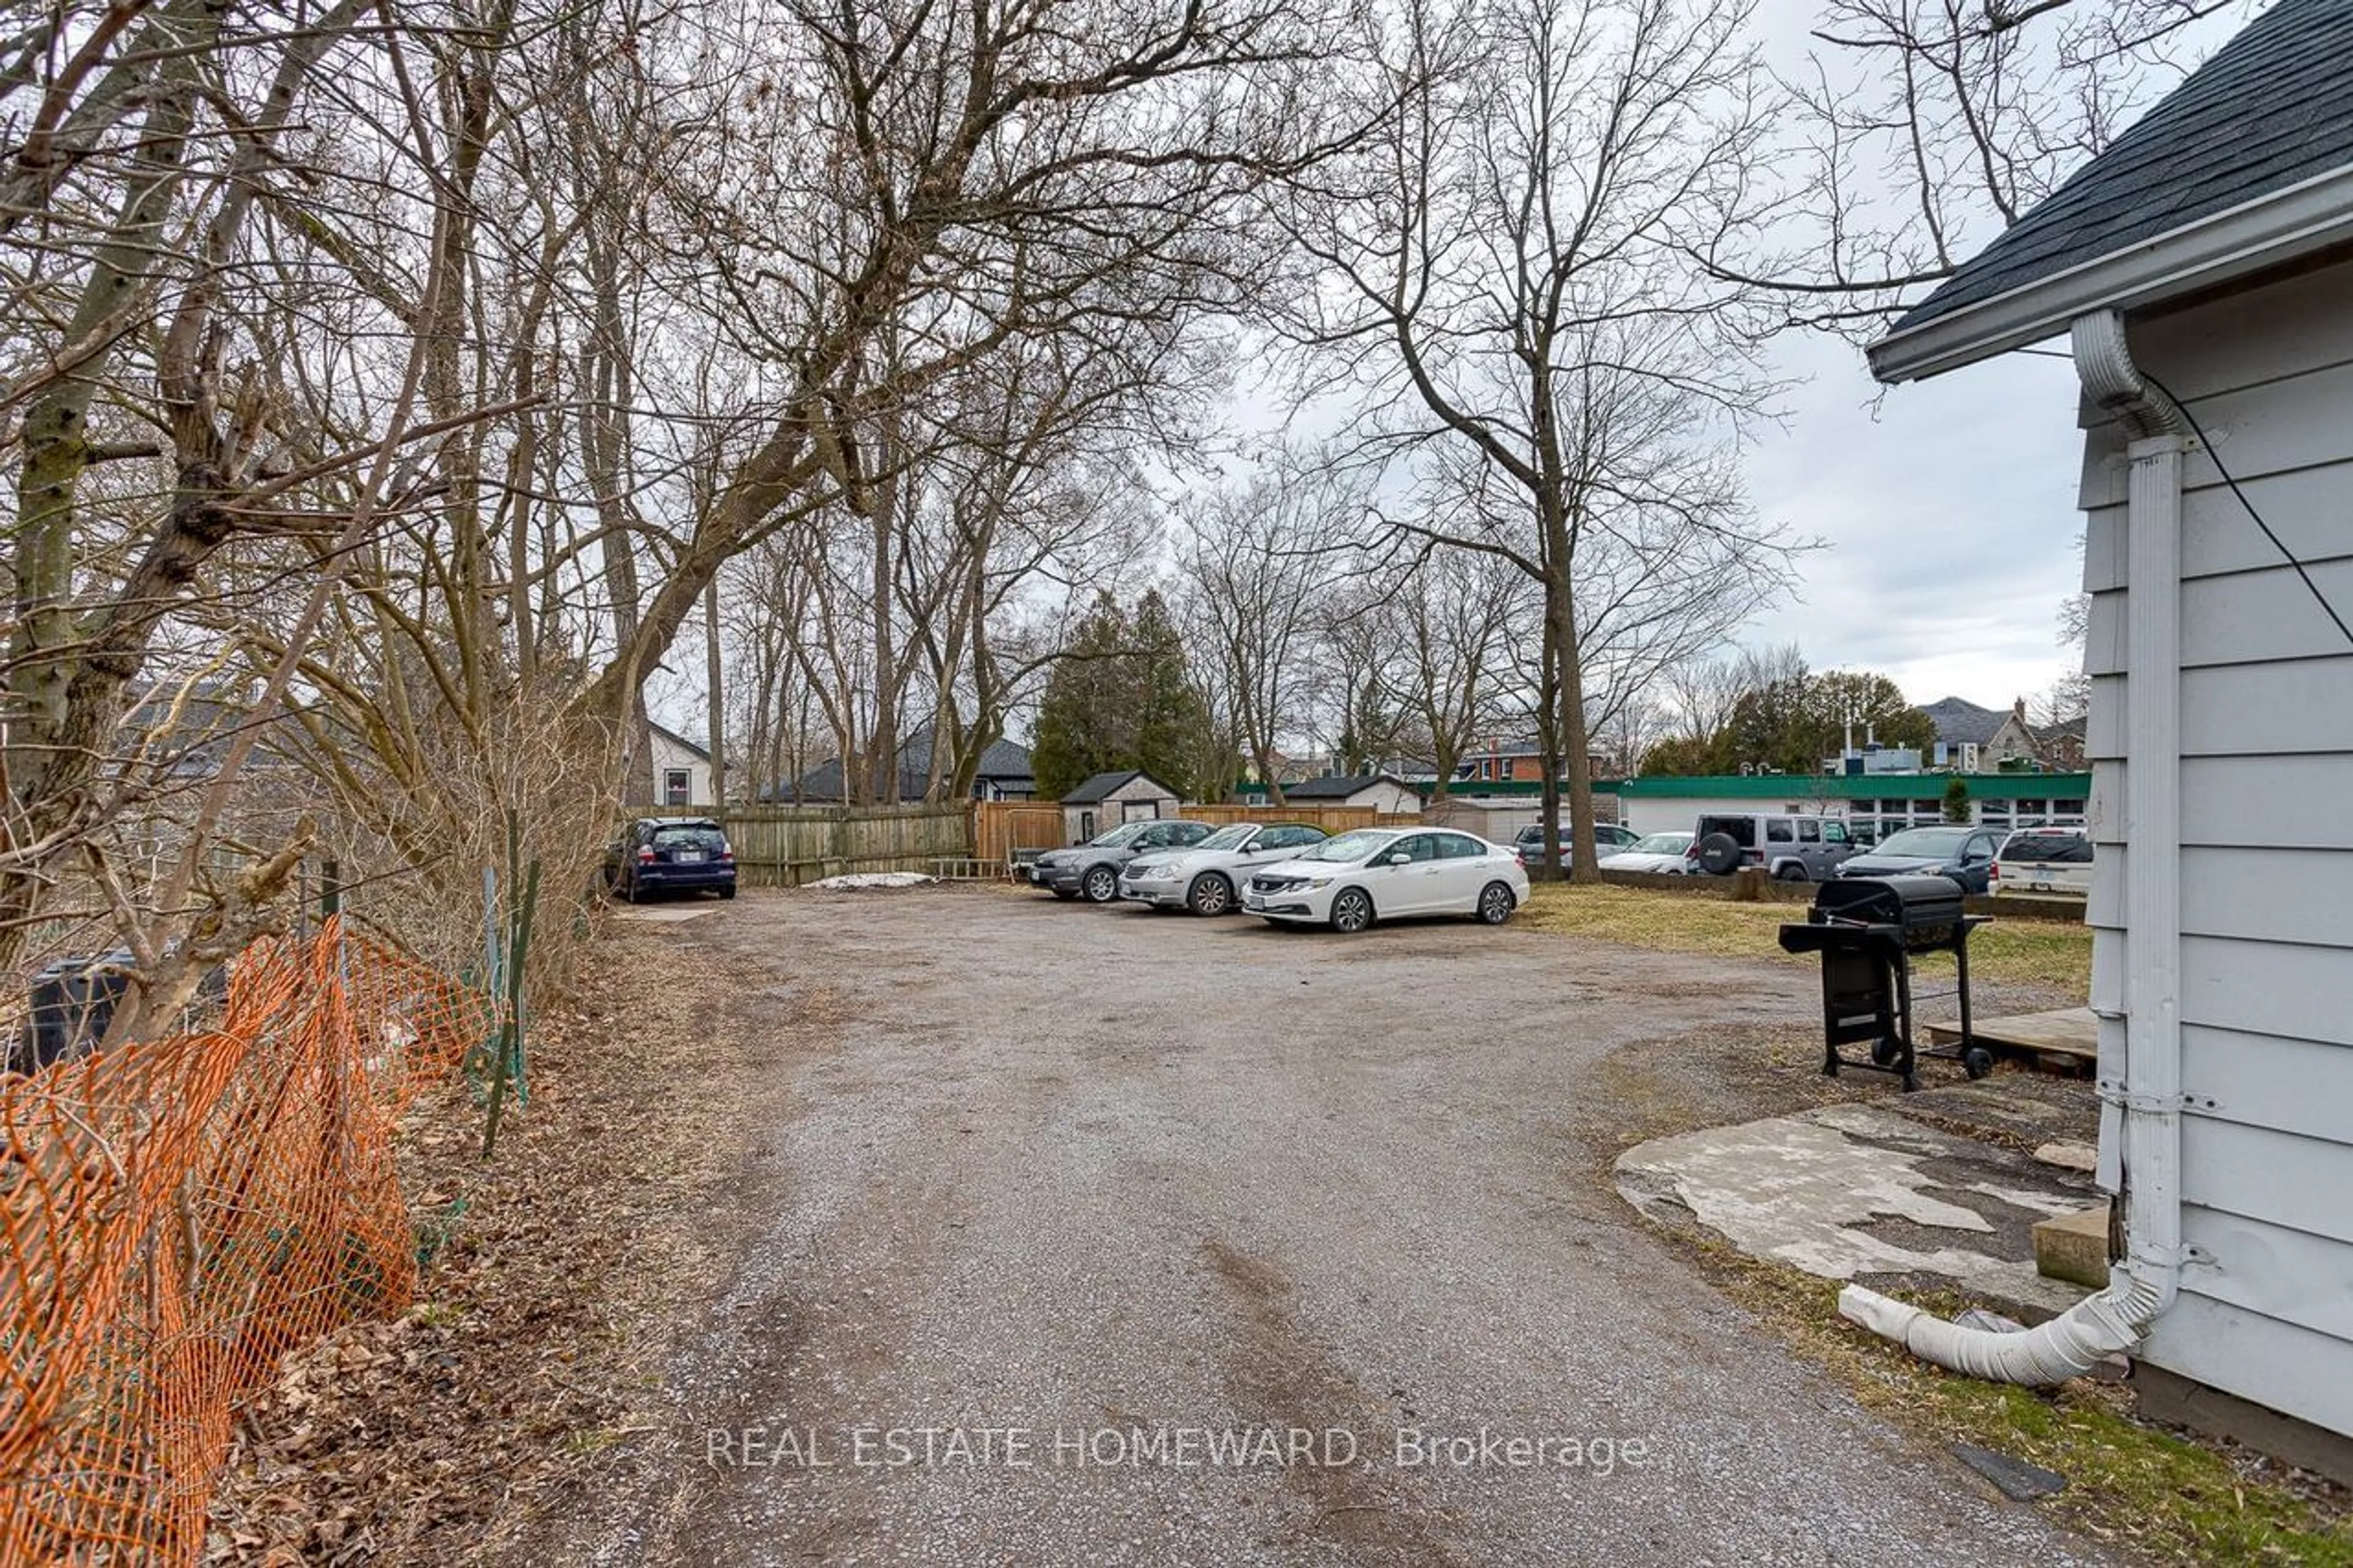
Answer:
0, 920, 491, 1565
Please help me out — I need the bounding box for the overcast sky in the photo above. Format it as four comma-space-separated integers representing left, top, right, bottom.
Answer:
1739, 330, 2087, 714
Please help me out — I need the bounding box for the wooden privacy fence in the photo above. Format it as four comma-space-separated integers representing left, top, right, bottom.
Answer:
723, 802, 1433, 885
721, 804, 972, 885
972, 802, 1066, 867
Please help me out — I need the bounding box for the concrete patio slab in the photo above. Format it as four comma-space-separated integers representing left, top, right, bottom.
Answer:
1615, 1091, 2104, 1317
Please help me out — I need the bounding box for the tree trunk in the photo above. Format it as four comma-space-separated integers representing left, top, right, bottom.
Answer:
705, 577, 727, 807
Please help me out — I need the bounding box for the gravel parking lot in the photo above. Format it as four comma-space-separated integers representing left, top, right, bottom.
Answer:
540, 885, 2112, 1566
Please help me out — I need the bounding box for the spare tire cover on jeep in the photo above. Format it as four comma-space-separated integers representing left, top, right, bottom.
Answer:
1696, 831, 1745, 876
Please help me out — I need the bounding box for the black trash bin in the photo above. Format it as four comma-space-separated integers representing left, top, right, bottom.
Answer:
10, 950, 136, 1074
1777, 876, 1990, 1090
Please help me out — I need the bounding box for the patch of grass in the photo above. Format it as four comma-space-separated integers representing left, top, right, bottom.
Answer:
1521, 883, 2091, 993
1696, 1251, 2353, 1564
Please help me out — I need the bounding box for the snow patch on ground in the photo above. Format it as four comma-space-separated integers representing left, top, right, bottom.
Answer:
808, 871, 936, 891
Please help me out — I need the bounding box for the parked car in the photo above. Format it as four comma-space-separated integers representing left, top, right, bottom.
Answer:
1242, 827, 1529, 933
1685, 813, 1859, 881
1835, 824, 2004, 893
1598, 830, 1694, 873
1118, 822, 1330, 915
1030, 819, 1214, 903
604, 817, 737, 902
1512, 822, 1639, 868
1993, 828, 2094, 897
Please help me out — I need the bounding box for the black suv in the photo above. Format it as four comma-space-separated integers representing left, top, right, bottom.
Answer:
605, 817, 737, 902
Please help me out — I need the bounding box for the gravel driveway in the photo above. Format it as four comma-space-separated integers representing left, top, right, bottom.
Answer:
550, 886, 2111, 1567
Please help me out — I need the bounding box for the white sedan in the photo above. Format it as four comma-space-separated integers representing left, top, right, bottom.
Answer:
1241, 827, 1529, 933
1597, 830, 1694, 874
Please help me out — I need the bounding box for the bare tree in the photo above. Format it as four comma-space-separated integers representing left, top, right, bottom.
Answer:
1402, 548, 1532, 795
1178, 464, 1349, 801
1718, 0, 2250, 328
1272, 0, 1793, 875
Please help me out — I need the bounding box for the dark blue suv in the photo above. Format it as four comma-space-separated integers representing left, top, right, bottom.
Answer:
606, 817, 737, 902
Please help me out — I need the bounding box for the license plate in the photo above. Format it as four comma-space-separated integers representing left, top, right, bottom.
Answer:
1245, 895, 1266, 911
1031, 869, 1046, 884
675, 850, 704, 863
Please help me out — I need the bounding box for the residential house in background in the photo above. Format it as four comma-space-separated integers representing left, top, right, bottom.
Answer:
1915, 695, 2006, 771
1870, 0, 2353, 1469
777, 726, 1036, 804
647, 724, 713, 808
1452, 742, 1615, 787
1985, 699, 2090, 772
1059, 770, 1180, 843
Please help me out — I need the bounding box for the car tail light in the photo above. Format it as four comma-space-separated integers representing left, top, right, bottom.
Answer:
718, 847, 735, 862
637, 846, 654, 863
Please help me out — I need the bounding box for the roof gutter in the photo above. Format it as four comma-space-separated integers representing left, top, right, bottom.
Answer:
1870, 162, 2353, 384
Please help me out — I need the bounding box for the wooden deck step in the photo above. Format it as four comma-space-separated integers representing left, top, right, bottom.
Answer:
1927, 1006, 2099, 1073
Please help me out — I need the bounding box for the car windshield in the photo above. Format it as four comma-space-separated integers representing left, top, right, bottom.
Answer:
1874, 827, 1972, 857
1088, 822, 1150, 847
1630, 833, 1690, 854
1301, 830, 1398, 863
1195, 825, 1256, 851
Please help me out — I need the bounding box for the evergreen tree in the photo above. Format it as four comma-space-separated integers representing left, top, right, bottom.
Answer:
1131, 591, 1210, 798
1029, 594, 1131, 797
1029, 590, 1212, 798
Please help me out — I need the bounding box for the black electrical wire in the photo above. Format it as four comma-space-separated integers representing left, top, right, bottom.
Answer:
2142, 371, 2353, 651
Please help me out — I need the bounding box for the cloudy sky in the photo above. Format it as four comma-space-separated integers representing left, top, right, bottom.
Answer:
1740, 330, 2087, 714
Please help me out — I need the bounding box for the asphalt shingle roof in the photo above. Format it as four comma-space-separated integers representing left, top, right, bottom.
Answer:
773, 726, 1032, 803
1061, 769, 1175, 804
1918, 696, 2006, 747
1284, 774, 1403, 800
1891, 0, 2353, 333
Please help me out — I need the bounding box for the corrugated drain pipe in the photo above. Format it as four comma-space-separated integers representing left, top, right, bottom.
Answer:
1840, 309, 2189, 1382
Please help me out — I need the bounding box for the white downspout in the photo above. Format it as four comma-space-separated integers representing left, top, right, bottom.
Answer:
1840, 309, 2190, 1381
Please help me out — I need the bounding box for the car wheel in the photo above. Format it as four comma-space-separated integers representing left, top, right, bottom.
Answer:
1329, 887, 1374, 934
1773, 863, 1809, 883
719, 885, 737, 901
1476, 881, 1516, 925
1186, 873, 1234, 916
1082, 865, 1119, 903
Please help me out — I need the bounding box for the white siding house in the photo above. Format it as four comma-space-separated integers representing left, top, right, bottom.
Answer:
2079, 263, 2353, 1442
647, 724, 714, 809
1868, 0, 2353, 1463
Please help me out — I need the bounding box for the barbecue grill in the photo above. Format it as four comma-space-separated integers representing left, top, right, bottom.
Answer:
1777, 875, 1991, 1090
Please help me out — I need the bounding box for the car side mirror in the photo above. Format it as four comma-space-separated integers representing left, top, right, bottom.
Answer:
1385, 852, 1410, 866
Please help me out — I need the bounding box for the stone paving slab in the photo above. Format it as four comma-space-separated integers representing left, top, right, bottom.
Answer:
1615, 1088, 2104, 1318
